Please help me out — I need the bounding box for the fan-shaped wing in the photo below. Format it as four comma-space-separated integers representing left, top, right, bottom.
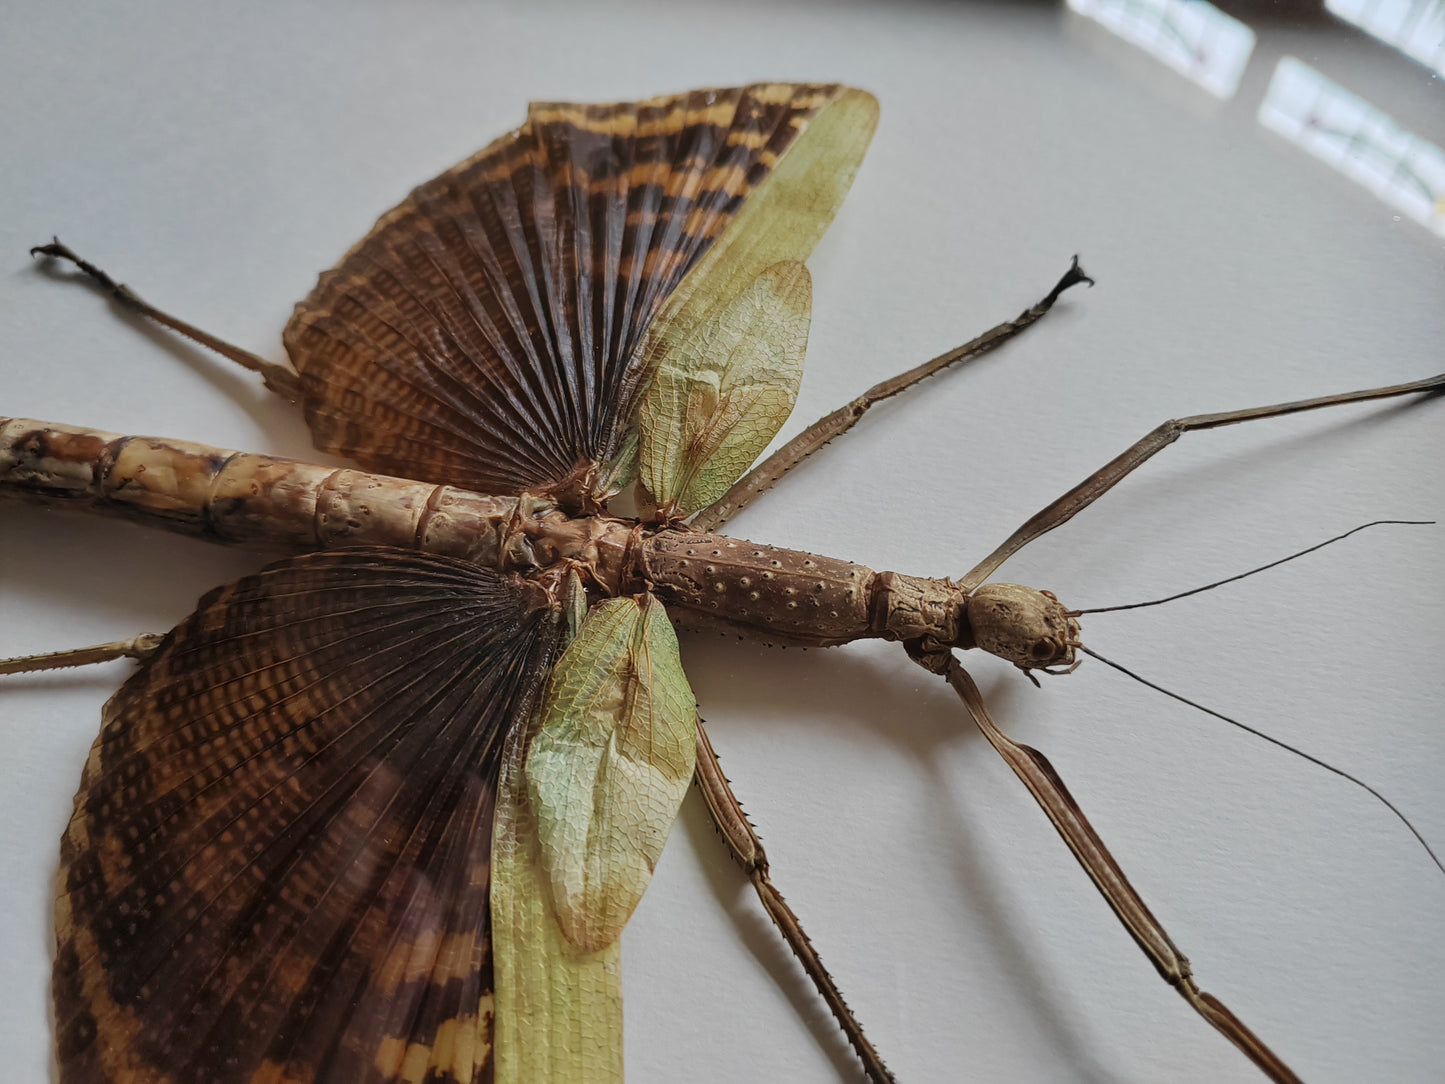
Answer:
283, 83, 875, 502
53, 550, 561, 1084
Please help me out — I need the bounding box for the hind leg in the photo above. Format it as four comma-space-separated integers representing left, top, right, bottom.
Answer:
30, 239, 299, 398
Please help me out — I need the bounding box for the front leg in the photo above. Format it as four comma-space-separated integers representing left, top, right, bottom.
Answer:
910, 644, 1303, 1084
959, 371, 1445, 590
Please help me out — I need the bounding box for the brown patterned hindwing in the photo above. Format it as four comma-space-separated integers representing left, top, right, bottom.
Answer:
283, 83, 850, 498
53, 549, 562, 1084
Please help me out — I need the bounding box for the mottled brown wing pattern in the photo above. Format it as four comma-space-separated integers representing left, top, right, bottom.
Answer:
283, 83, 848, 499
53, 550, 562, 1084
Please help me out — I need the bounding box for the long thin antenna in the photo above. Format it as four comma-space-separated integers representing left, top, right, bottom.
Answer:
1075, 520, 1432, 615
1079, 644, 1444, 878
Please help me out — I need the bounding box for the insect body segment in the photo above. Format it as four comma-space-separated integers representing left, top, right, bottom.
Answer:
964, 582, 1081, 670
0, 417, 1078, 669
0, 418, 640, 592
0, 418, 523, 562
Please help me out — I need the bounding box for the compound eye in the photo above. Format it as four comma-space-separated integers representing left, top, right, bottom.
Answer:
1030, 639, 1058, 663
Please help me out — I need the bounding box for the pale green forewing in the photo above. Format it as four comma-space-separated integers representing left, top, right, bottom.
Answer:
629, 88, 877, 516
638, 260, 812, 516
526, 593, 697, 952
491, 572, 624, 1084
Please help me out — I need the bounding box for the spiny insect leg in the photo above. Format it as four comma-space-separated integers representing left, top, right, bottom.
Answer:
693, 719, 896, 1084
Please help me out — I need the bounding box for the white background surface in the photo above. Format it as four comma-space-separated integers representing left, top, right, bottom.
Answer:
2, 3, 1442, 1082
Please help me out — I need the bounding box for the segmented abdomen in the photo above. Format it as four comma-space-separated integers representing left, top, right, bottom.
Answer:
0, 419, 518, 563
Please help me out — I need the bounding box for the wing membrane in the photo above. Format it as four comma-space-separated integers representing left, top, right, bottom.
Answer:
53, 550, 560, 1084
633, 87, 875, 517
638, 259, 812, 516
284, 83, 868, 501
525, 593, 697, 952
491, 573, 623, 1083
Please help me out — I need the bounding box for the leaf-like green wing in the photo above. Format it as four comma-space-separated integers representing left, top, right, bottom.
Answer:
492, 573, 622, 1084
525, 594, 698, 953
630, 88, 877, 515
638, 260, 812, 516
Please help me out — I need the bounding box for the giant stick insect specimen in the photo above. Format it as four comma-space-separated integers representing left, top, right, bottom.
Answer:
2, 83, 1440, 1084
